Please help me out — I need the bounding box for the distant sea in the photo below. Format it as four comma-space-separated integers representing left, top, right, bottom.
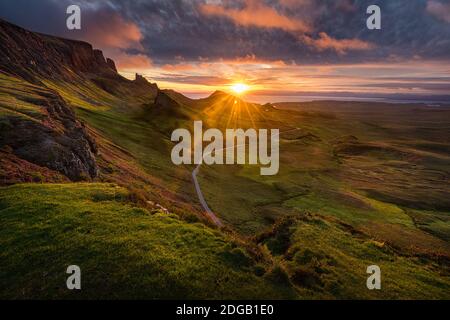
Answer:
185, 93, 450, 106
247, 95, 450, 106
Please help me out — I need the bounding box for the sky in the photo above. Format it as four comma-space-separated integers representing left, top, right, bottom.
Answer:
1, 0, 450, 102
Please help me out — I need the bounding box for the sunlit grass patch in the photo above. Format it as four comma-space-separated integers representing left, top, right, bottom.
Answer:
0, 183, 296, 299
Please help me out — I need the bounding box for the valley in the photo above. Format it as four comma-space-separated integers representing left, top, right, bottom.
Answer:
0, 19, 449, 299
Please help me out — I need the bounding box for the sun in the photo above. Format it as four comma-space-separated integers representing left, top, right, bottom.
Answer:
230, 83, 249, 94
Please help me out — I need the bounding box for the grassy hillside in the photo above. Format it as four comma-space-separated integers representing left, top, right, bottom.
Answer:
188, 103, 449, 246
258, 216, 450, 299
1, 184, 448, 299
35, 83, 450, 297
2, 19, 449, 300
0, 183, 297, 299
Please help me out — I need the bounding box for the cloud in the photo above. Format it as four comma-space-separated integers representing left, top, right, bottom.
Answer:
427, 0, 450, 23
302, 32, 374, 54
72, 10, 144, 50
279, 0, 312, 9
111, 51, 152, 69
335, 0, 357, 13
63, 6, 151, 69
152, 74, 229, 86
1, 0, 450, 67
161, 63, 197, 72
199, 0, 310, 32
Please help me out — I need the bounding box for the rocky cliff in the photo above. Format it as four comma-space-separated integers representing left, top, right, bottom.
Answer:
0, 19, 164, 183
0, 19, 128, 182
0, 19, 158, 97
0, 76, 99, 182
0, 19, 117, 83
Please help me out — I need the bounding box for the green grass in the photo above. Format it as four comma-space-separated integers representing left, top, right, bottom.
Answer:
406, 209, 450, 242
43, 79, 199, 207
284, 190, 413, 227
196, 164, 287, 234
0, 183, 296, 299
1, 70, 449, 299
278, 216, 450, 299
0, 73, 46, 119
42, 79, 118, 112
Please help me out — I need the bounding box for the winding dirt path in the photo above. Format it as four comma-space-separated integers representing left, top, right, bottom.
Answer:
191, 128, 297, 227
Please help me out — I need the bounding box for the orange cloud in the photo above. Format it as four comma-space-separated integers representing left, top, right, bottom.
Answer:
302, 32, 374, 54
112, 51, 152, 69
161, 55, 288, 73
76, 11, 151, 71
161, 63, 196, 71
81, 12, 144, 50
199, 0, 310, 32
230, 55, 287, 66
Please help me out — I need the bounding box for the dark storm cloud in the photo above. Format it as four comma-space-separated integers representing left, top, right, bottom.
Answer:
1, 0, 450, 65
0, 0, 67, 35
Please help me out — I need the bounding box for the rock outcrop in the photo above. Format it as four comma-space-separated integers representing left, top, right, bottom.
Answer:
0, 19, 113, 182
106, 58, 117, 72
134, 73, 157, 95
0, 86, 98, 181
0, 19, 162, 182
135, 73, 148, 84
149, 90, 189, 122
154, 90, 182, 110
0, 19, 117, 83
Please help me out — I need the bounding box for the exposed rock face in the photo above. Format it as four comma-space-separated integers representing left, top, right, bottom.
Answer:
91, 72, 159, 103
0, 19, 162, 182
154, 90, 181, 109
133, 73, 159, 99
0, 148, 69, 185
0, 19, 159, 100
0, 19, 117, 82
0, 18, 104, 182
106, 58, 117, 72
0, 87, 98, 181
135, 73, 148, 84
150, 90, 189, 120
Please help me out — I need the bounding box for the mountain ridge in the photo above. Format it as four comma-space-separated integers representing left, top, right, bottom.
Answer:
0, 18, 449, 300
0, 18, 116, 82
0, 19, 156, 183
0, 18, 159, 100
